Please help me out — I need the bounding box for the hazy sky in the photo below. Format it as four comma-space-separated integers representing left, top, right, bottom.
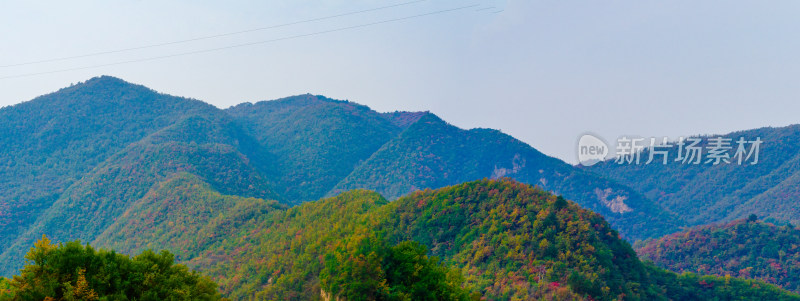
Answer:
2, 0, 799, 163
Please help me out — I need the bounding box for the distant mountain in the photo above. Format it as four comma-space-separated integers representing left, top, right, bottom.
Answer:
638, 217, 800, 293
0, 77, 679, 268
330, 113, 681, 240
0, 76, 798, 299
183, 179, 797, 300
224, 83, 681, 240
0, 78, 279, 275
0, 76, 220, 262
588, 125, 800, 227
225, 95, 401, 203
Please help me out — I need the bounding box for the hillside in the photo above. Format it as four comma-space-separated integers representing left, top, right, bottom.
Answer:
184, 179, 797, 300
92, 172, 286, 261
0, 180, 796, 300
331, 113, 681, 240
0, 76, 682, 277
0, 100, 279, 275
226, 94, 402, 204
589, 125, 800, 227
0, 76, 685, 275
638, 217, 800, 292
226, 93, 682, 240
0, 77, 796, 299
0, 76, 217, 254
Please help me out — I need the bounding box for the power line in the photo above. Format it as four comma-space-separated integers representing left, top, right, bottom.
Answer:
0, 4, 480, 80
0, 0, 427, 68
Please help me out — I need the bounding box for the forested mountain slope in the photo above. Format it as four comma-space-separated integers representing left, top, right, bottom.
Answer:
0, 97, 278, 275
0, 76, 680, 276
589, 125, 800, 227
225, 95, 401, 203
331, 113, 680, 240
0, 76, 217, 254
638, 217, 800, 292
0, 76, 798, 299
93, 172, 286, 262
226, 93, 682, 240
183, 179, 798, 300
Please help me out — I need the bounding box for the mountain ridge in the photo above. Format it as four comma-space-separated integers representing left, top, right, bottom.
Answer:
1, 76, 799, 299
0, 76, 677, 276
0, 75, 220, 258
588, 123, 800, 227
637, 217, 800, 292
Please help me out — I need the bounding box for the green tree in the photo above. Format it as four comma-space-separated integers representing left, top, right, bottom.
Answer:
2, 235, 224, 301
320, 239, 475, 301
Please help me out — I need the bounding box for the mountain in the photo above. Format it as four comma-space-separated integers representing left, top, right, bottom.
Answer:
7, 178, 796, 299
92, 172, 285, 261
637, 217, 800, 293
330, 113, 681, 240
225, 95, 401, 203
178, 179, 798, 300
0, 78, 280, 275
0, 76, 798, 299
588, 125, 800, 227
226, 94, 681, 240
0, 76, 217, 254
0, 76, 681, 275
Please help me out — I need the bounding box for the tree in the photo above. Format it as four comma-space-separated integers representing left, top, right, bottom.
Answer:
320, 239, 475, 301
2, 235, 224, 301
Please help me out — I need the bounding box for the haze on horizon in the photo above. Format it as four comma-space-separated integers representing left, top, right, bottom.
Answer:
2, 0, 799, 163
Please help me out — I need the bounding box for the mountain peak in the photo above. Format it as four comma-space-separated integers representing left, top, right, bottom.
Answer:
83, 75, 127, 84
63, 75, 145, 94
380, 111, 429, 129
229, 94, 365, 111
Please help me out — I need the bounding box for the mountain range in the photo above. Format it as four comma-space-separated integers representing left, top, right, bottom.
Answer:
638, 217, 800, 293
1, 76, 799, 299
589, 125, 800, 227
0, 76, 681, 275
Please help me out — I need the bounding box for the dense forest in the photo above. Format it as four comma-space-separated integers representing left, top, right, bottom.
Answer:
589, 124, 800, 227
638, 217, 800, 293
0, 236, 481, 301
0, 77, 219, 263
0, 237, 223, 300
156, 178, 800, 300
0, 76, 682, 275
327, 113, 680, 240
11, 179, 789, 300
1, 76, 800, 299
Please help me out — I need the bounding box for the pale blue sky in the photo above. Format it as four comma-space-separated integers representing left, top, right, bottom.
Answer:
2, 0, 799, 163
